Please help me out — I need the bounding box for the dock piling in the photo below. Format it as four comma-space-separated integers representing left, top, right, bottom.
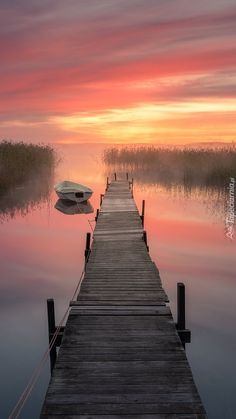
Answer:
47, 299, 57, 373
177, 282, 185, 330
46, 299, 64, 373
106, 177, 109, 191
84, 232, 91, 263
176, 283, 191, 347
100, 194, 104, 206
129, 178, 134, 196
143, 230, 149, 251
141, 199, 145, 226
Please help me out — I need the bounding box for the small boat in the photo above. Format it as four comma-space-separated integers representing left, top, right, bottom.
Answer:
54, 181, 93, 203
55, 199, 94, 215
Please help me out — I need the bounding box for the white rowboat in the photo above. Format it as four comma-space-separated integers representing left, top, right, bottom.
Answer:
54, 181, 93, 203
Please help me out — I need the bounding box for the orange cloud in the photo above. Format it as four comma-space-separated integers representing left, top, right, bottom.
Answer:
0, 0, 236, 144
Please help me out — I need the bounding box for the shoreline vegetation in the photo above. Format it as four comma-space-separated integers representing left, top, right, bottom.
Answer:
0, 141, 56, 221
0, 141, 56, 195
103, 145, 236, 190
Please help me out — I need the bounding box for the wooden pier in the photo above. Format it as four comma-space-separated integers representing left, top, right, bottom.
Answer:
41, 178, 206, 418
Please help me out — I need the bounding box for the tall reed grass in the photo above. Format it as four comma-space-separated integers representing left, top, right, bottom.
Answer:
0, 141, 56, 195
103, 145, 236, 189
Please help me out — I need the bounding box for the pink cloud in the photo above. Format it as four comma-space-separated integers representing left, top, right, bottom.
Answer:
0, 0, 236, 142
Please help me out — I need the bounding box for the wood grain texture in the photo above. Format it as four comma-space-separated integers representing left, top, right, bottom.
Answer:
40, 179, 206, 418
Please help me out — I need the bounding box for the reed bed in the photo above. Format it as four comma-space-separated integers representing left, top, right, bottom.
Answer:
0, 141, 56, 195
103, 145, 236, 189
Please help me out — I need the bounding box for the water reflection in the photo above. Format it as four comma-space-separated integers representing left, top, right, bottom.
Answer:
55, 199, 94, 215
105, 167, 228, 220
1, 144, 235, 419
0, 171, 54, 223
103, 146, 236, 191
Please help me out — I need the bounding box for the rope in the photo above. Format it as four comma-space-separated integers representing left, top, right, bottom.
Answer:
74, 200, 95, 232
8, 197, 99, 418
8, 241, 91, 419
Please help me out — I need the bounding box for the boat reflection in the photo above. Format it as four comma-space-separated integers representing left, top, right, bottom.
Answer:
54, 199, 94, 215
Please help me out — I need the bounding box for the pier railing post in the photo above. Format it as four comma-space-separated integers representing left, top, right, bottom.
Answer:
47, 299, 57, 373
176, 283, 191, 348
143, 231, 149, 251
106, 177, 109, 191
100, 194, 104, 206
177, 283, 185, 330
129, 178, 134, 194
141, 200, 145, 226
95, 209, 99, 222
126, 172, 129, 180
85, 232, 91, 263
114, 172, 117, 181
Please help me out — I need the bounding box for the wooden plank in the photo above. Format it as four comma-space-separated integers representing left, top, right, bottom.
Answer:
70, 306, 171, 315
41, 415, 206, 419
42, 402, 205, 415
41, 415, 207, 419
40, 179, 206, 418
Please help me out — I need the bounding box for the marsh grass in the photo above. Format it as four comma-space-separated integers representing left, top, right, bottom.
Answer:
0, 141, 56, 221
103, 145, 236, 189
0, 140, 56, 195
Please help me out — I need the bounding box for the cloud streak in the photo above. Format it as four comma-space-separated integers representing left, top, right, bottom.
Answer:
0, 0, 236, 143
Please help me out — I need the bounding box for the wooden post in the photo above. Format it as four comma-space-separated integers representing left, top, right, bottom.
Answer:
129, 178, 134, 195
176, 283, 192, 348
100, 194, 104, 206
177, 283, 185, 330
47, 299, 57, 374
84, 232, 91, 263
143, 231, 149, 251
106, 177, 109, 191
126, 172, 129, 180
141, 200, 145, 226
114, 172, 117, 181
95, 209, 99, 222
176, 283, 191, 348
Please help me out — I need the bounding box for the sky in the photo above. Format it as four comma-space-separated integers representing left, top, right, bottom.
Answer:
1, 0, 236, 145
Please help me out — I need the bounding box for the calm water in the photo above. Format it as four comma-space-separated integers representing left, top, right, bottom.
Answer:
0, 144, 235, 419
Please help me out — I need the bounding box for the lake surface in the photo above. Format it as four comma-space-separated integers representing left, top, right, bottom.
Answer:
0, 144, 235, 419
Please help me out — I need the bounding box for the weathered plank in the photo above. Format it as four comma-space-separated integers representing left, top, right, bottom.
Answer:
40, 179, 206, 418
41, 415, 206, 419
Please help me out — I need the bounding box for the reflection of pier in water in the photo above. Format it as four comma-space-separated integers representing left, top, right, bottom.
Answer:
105, 166, 227, 220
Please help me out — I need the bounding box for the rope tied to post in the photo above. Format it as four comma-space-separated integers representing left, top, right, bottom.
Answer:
8, 240, 92, 419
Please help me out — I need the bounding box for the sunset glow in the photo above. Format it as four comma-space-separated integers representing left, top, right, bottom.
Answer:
1, 0, 236, 144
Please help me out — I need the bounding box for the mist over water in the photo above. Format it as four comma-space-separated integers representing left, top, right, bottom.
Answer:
0, 171, 54, 223
0, 144, 235, 419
